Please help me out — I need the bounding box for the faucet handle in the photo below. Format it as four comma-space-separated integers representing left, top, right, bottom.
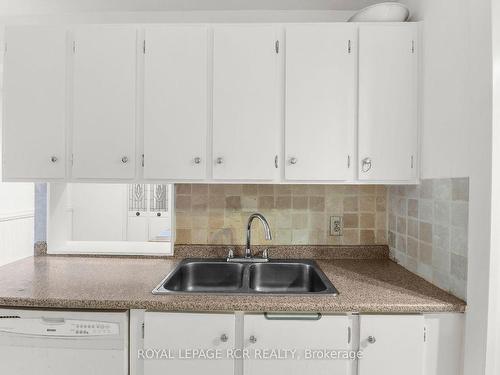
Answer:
262, 248, 270, 260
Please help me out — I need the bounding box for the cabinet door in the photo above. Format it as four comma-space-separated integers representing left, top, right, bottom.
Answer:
424, 314, 464, 375
244, 313, 353, 375
72, 26, 137, 179
2, 27, 67, 180
358, 315, 424, 375
358, 24, 418, 181
143, 26, 208, 180
213, 26, 278, 180
285, 24, 355, 181
144, 312, 235, 375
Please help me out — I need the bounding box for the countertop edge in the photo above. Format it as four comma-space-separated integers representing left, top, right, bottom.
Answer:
0, 298, 466, 314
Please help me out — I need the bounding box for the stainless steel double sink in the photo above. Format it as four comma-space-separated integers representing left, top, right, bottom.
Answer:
152, 259, 338, 295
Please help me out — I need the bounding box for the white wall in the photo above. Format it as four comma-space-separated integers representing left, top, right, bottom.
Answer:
0, 183, 34, 266
0, 0, 380, 13
0, 31, 35, 265
70, 184, 127, 241
401, 0, 494, 374
489, 0, 500, 373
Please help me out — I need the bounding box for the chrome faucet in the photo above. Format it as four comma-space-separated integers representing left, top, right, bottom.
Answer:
245, 213, 272, 258
227, 213, 272, 263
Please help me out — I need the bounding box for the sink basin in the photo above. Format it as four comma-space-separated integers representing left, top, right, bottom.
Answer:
159, 261, 245, 293
153, 259, 338, 295
248, 262, 330, 293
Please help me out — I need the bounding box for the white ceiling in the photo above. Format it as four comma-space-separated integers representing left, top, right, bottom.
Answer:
0, 0, 388, 14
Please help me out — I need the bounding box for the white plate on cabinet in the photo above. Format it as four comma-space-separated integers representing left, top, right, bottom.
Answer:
348, 2, 410, 22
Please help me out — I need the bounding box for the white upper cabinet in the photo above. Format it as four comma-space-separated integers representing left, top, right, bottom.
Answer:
212, 25, 279, 180
285, 24, 356, 181
72, 26, 137, 180
358, 315, 424, 375
2, 27, 67, 180
358, 24, 418, 181
143, 26, 208, 180
2, 23, 419, 183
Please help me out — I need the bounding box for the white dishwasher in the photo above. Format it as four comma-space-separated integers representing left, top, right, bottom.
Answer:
0, 308, 128, 375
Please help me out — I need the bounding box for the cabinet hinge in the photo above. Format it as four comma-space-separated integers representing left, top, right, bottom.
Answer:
141, 154, 145, 167
411, 40, 415, 54
275, 40, 279, 54
348, 40, 352, 54
143, 40, 146, 54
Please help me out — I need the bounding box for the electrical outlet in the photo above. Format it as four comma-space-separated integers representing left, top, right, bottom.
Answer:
330, 216, 343, 236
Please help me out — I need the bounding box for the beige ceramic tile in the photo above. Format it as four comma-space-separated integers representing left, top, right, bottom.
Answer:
359, 196, 375, 212
360, 213, 375, 229
343, 196, 359, 212
360, 230, 375, 244
343, 213, 358, 228
309, 196, 325, 212
175, 184, 387, 246
175, 184, 191, 195
276, 196, 292, 209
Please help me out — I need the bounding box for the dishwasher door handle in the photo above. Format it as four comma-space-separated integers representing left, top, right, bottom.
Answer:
41, 317, 66, 325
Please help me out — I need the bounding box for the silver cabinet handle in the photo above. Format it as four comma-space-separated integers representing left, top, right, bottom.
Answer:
194, 157, 201, 164
264, 313, 321, 321
367, 336, 376, 344
249, 335, 257, 344
220, 334, 228, 342
274, 155, 278, 169
361, 157, 372, 172
290, 157, 298, 165
50, 156, 58, 163
121, 156, 129, 164
216, 157, 224, 165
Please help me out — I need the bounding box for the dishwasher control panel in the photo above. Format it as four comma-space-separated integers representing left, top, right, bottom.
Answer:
0, 318, 120, 337
70, 321, 119, 336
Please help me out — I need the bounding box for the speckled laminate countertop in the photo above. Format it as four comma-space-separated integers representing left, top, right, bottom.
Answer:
0, 256, 465, 313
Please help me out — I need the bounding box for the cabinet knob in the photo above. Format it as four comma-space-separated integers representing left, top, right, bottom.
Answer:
249, 335, 257, 344
194, 157, 201, 164
216, 157, 224, 165
361, 157, 372, 172
367, 336, 376, 344
290, 157, 298, 165
121, 156, 129, 164
50, 156, 58, 163
220, 334, 228, 343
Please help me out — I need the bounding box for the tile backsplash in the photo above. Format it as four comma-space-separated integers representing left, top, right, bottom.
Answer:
174, 184, 387, 246
388, 178, 469, 300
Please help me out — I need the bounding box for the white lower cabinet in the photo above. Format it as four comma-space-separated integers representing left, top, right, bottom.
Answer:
423, 314, 465, 375
358, 314, 424, 375
135, 311, 464, 375
244, 313, 354, 375
143, 312, 235, 375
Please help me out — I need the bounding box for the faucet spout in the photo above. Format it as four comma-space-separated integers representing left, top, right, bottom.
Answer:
245, 213, 272, 258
